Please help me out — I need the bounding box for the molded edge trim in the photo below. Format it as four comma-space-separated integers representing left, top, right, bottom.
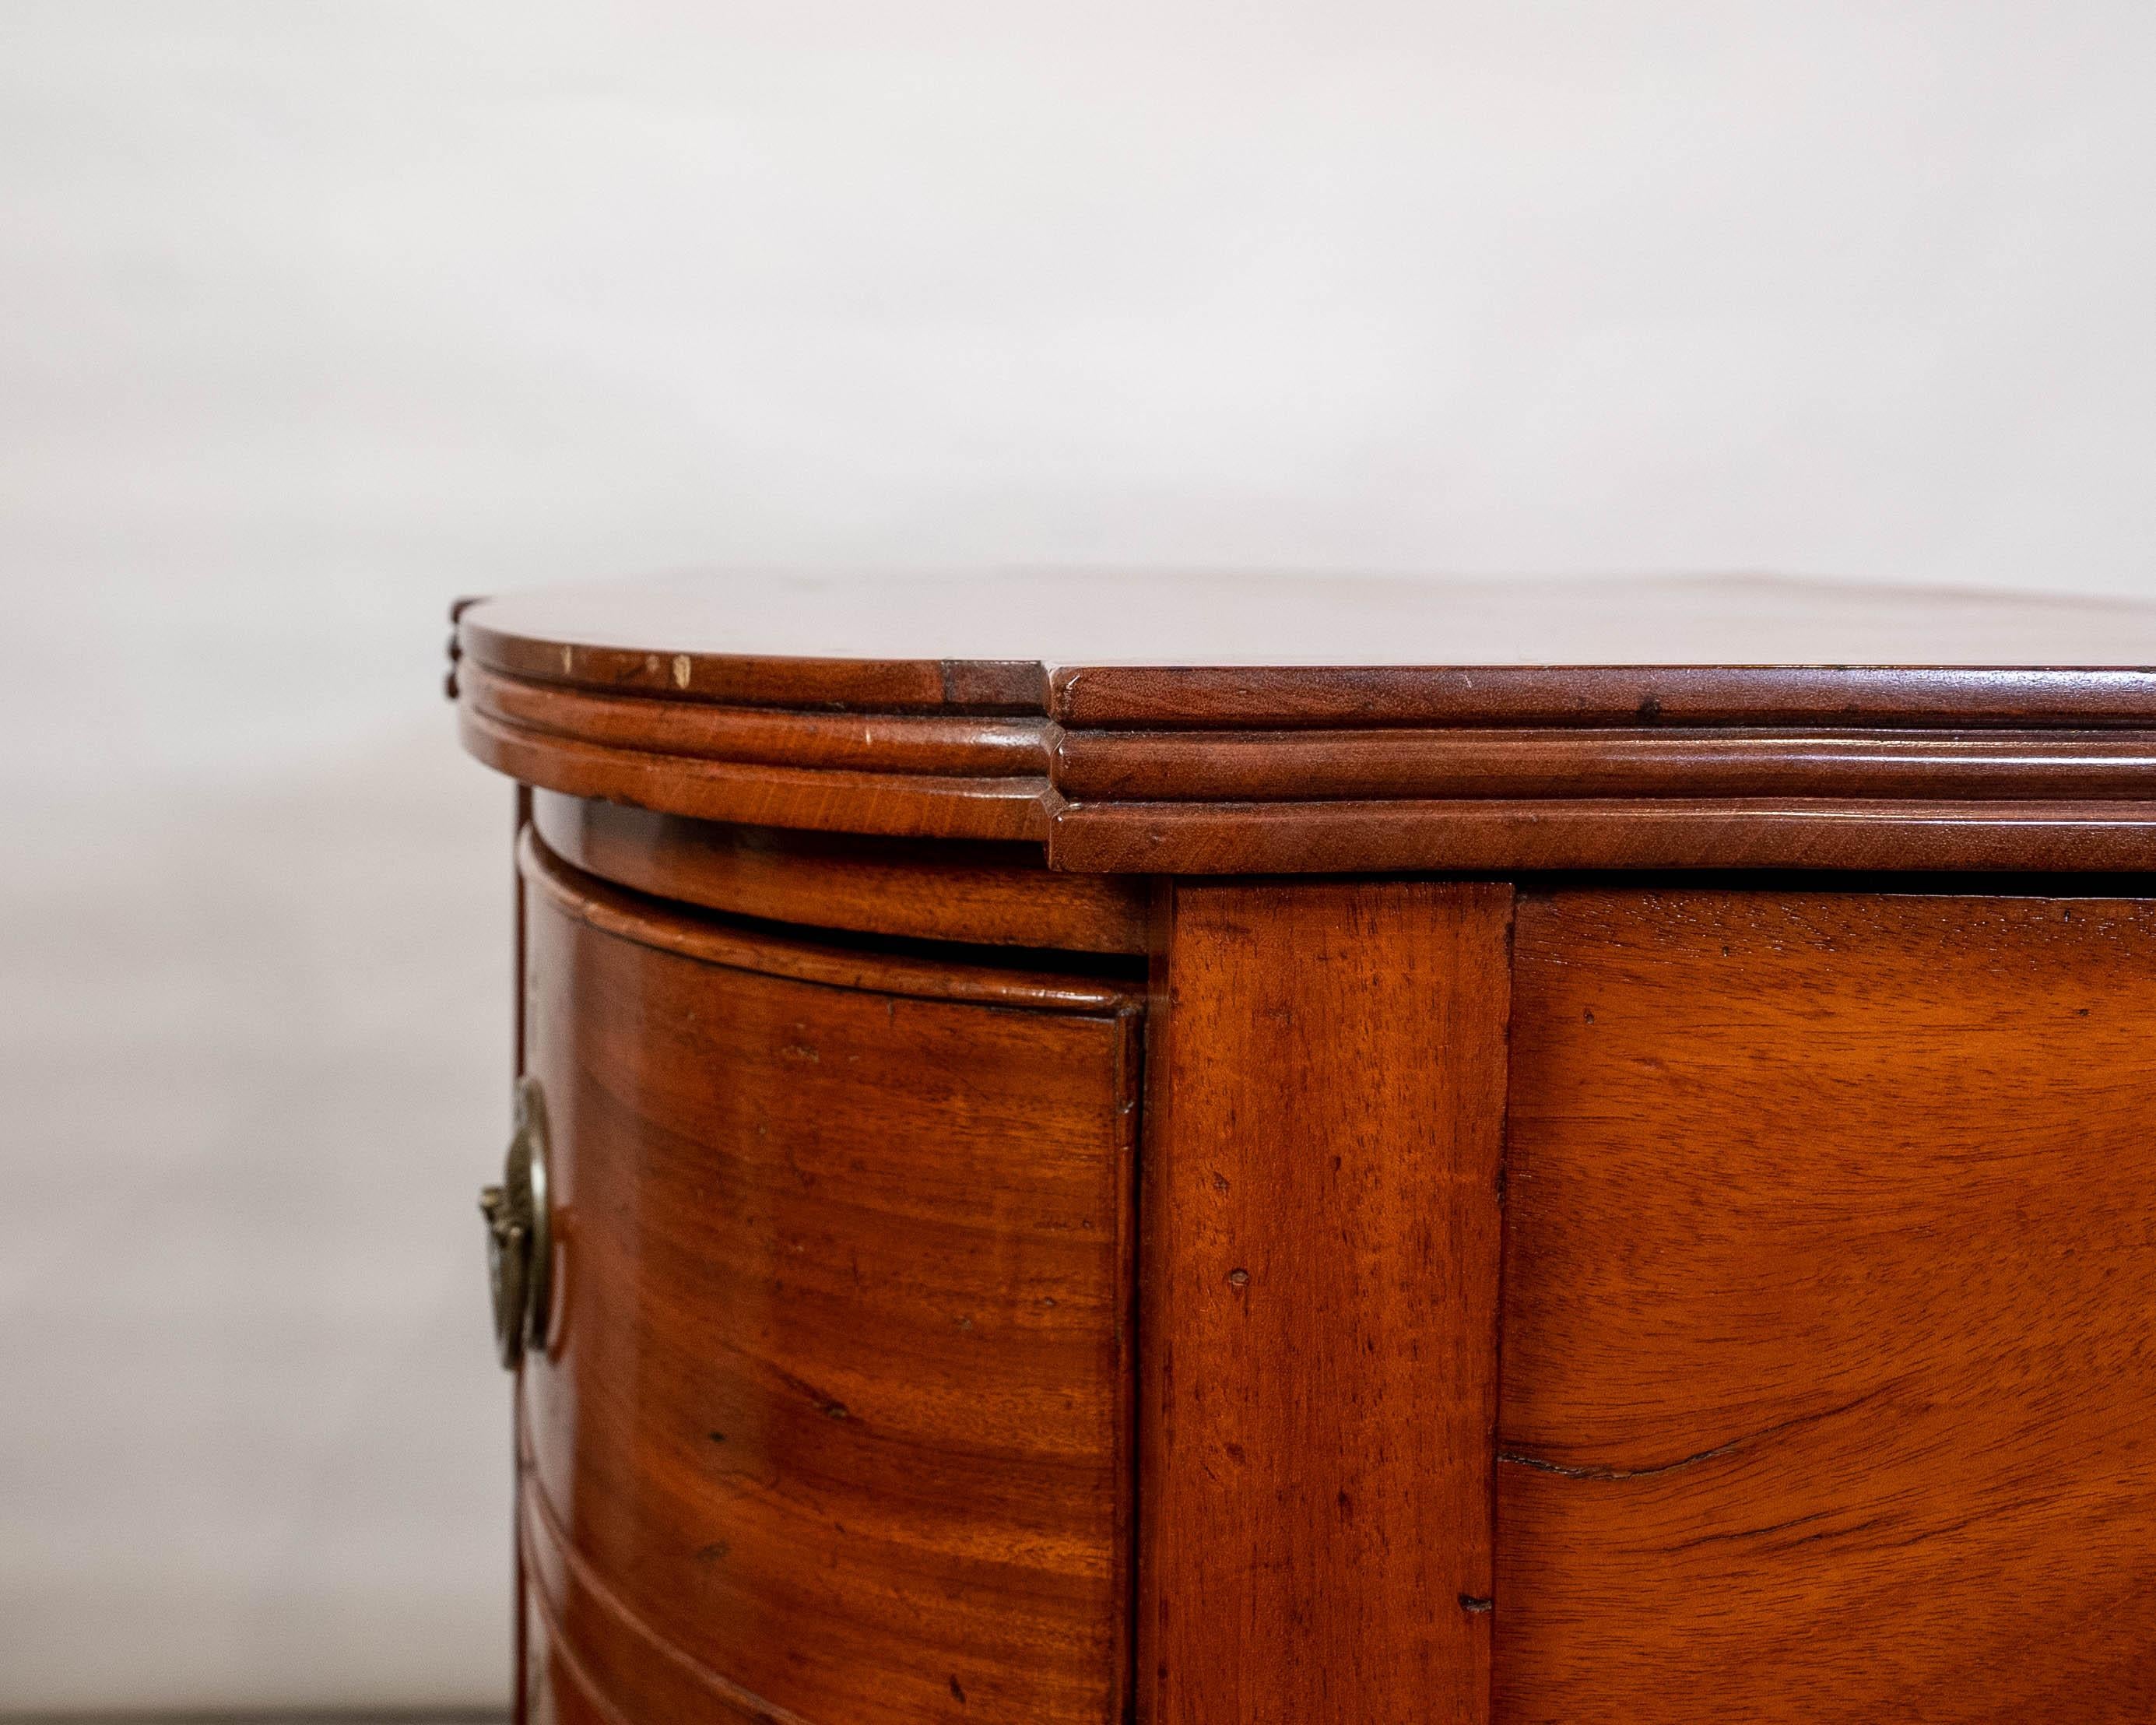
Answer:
465, 705, 1054, 843
520, 825, 1142, 1011
522, 1480, 815, 1725
532, 790, 1149, 954
457, 624, 2156, 872
1048, 796, 2156, 875
1049, 662, 2156, 729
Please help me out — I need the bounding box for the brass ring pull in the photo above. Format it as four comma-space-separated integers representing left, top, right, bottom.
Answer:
479, 1077, 552, 1370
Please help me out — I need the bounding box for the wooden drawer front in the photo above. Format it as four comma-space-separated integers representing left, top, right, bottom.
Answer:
518, 862, 1138, 1724
1497, 891, 2156, 1722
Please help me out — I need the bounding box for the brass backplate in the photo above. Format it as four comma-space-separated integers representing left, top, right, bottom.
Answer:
479, 1077, 552, 1370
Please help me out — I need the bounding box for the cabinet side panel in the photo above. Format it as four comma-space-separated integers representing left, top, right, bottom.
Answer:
519, 892, 1137, 1725
1139, 879, 1514, 1725
512, 782, 532, 1725
1497, 890, 2156, 1723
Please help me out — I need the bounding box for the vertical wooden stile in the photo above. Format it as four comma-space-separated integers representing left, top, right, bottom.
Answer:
1139, 879, 1514, 1725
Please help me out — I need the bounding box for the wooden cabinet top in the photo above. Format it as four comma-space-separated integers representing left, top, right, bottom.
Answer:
453, 573, 2156, 875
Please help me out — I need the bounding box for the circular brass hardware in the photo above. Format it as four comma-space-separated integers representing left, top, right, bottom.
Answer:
479, 1077, 552, 1370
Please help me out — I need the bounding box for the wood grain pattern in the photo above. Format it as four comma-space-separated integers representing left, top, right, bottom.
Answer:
512, 782, 532, 1725
1139, 880, 1514, 1725
1053, 725, 2156, 802
532, 790, 1146, 954
455, 580, 2156, 873
1048, 663, 2156, 729
1495, 889, 2156, 1722
518, 870, 1139, 1724
454, 574, 2156, 1720
460, 573, 2156, 693
462, 703, 1052, 844
464, 659, 1045, 772
1048, 795, 2156, 876
521, 828, 1137, 1014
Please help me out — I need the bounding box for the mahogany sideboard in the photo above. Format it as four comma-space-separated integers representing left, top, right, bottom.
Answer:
452, 574, 2156, 1723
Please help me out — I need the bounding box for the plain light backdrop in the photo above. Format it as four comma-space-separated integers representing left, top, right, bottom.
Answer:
4, 1, 2154, 1708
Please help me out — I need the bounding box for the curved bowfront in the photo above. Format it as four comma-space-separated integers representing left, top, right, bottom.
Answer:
455, 571, 2156, 1725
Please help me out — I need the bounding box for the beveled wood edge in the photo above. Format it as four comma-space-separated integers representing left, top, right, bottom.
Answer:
465, 688, 2156, 875
465, 704, 1054, 843
1052, 725, 2156, 803
534, 791, 1150, 954
521, 1479, 813, 1725
1049, 663, 2156, 729
458, 601, 2156, 730
462, 609, 1045, 712
1049, 797, 2156, 874
456, 619, 2156, 873
522, 1589, 644, 1725
520, 825, 1143, 1011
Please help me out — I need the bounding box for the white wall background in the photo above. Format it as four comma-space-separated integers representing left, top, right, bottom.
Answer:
3, 1, 2153, 1708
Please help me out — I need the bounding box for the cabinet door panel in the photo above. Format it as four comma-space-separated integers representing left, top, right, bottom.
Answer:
518, 874, 1136, 1725
1497, 891, 2156, 1722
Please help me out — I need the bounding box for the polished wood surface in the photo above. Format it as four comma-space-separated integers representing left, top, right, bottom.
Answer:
523, 829, 1135, 1014
1053, 724, 2156, 802
1048, 792, 2156, 875
511, 785, 532, 1725
532, 791, 1146, 954
462, 655, 1050, 842
1139, 880, 1514, 1725
455, 571, 2156, 1720
1495, 889, 2156, 1722
461, 571, 2156, 677
518, 843, 1140, 1724
456, 576, 2156, 871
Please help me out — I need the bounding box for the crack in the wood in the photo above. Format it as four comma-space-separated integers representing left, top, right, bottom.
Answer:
1496, 1387, 1886, 1481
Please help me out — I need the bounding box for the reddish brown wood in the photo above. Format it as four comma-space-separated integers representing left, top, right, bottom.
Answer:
1139, 880, 1514, 1725
1049, 662, 2156, 729
1048, 795, 2156, 875
1054, 725, 2156, 802
1495, 889, 2156, 1722
464, 660, 1048, 775
453, 574, 2156, 1720
455, 577, 2156, 872
522, 829, 1134, 1013
518, 856, 1140, 1724
461, 596, 1043, 713
521, 1593, 624, 1725
532, 790, 1147, 954
460, 574, 2156, 703
512, 780, 531, 1725
462, 704, 1051, 843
